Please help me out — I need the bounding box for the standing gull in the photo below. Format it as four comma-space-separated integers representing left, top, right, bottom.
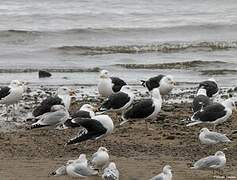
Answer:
32, 86, 74, 117
91, 147, 110, 170
192, 88, 210, 112
191, 151, 226, 175
102, 162, 120, 180
141, 74, 175, 95
66, 115, 114, 145
199, 128, 231, 145
187, 99, 236, 130
30, 105, 69, 129
150, 165, 173, 180
198, 78, 219, 98
121, 87, 162, 130
99, 85, 135, 113
98, 70, 127, 97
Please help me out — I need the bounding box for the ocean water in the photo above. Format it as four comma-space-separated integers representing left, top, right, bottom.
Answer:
0, 0, 237, 87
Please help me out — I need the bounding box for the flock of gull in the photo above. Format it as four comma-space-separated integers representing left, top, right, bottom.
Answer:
0, 69, 236, 179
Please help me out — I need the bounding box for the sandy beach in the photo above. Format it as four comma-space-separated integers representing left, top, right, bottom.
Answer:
0, 102, 236, 180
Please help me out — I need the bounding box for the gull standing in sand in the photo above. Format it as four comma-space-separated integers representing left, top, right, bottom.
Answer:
199, 128, 231, 145
141, 74, 175, 96
98, 70, 127, 97
191, 151, 226, 176
30, 105, 69, 129
98, 85, 135, 113
66, 115, 114, 145
121, 87, 162, 130
0, 80, 24, 117
102, 162, 120, 180
91, 147, 110, 170
187, 99, 236, 130
192, 88, 210, 112
198, 78, 219, 98
32, 86, 74, 117
150, 165, 173, 180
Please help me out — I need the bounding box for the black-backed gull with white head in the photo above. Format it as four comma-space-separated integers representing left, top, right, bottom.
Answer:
98, 85, 135, 113
98, 70, 126, 97
120, 87, 162, 130
192, 88, 210, 112
187, 99, 236, 130
198, 78, 219, 98
66, 114, 114, 145
32, 86, 74, 117
141, 74, 175, 96
0, 80, 24, 117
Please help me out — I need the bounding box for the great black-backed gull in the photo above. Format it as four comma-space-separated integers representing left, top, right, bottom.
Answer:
192, 88, 210, 112
150, 165, 172, 180
0, 80, 24, 116
66, 115, 114, 145
99, 85, 134, 113
102, 162, 119, 180
198, 78, 219, 98
31, 105, 69, 129
32, 86, 74, 117
64, 104, 96, 128
91, 147, 110, 169
191, 151, 226, 175
141, 74, 175, 95
187, 99, 236, 130
199, 128, 231, 145
120, 87, 162, 130
98, 70, 126, 97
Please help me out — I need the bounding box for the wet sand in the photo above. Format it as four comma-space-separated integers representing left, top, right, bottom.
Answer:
0, 103, 236, 180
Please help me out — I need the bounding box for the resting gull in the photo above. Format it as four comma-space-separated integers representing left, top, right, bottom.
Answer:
121, 87, 162, 130
187, 99, 236, 130
102, 162, 120, 180
141, 74, 175, 96
31, 105, 69, 129
192, 88, 210, 112
198, 78, 219, 98
99, 85, 135, 113
32, 86, 74, 117
98, 70, 126, 97
91, 147, 110, 169
66, 154, 98, 177
0, 80, 24, 117
149, 165, 172, 180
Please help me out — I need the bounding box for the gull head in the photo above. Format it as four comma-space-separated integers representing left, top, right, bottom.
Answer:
215, 151, 225, 157
98, 147, 109, 152
200, 127, 209, 133
99, 70, 110, 79
163, 165, 172, 174
57, 86, 70, 96
80, 104, 96, 112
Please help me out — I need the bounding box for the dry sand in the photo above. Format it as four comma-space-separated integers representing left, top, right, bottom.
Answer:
0, 103, 236, 180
